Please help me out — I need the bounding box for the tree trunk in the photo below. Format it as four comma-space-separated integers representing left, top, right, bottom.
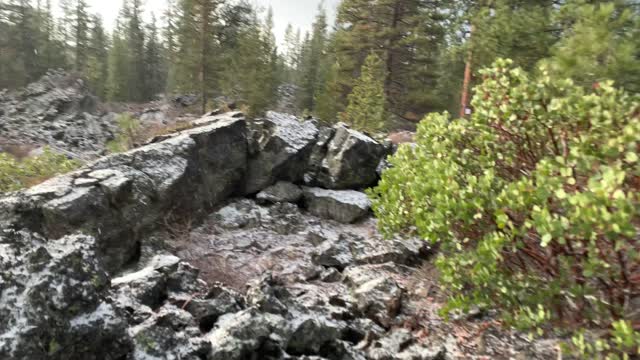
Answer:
200, 1, 209, 115
460, 25, 474, 118
385, 1, 402, 107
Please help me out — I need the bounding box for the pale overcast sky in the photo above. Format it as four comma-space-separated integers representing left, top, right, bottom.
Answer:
53, 0, 340, 46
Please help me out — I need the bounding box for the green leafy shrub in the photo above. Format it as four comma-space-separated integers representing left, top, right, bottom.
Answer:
0, 148, 81, 193
369, 58, 640, 358
106, 113, 142, 153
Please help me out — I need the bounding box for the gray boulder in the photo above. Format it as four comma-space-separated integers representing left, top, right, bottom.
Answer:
366, 327, 449, 360
353, 277, 403, 328
305, 226, 339, 246
128, 305, 211, 360
303, 187, 371, 223
112, 262, 170, 309
208, 309, 289, 360
245, 112, 319, 194
172, 94, 199, 107
316, 124, 388, 189
246, 274, 291, 315
256, 181, 303, 204
0, 232, 132, 360
312, 238, 354, 270
351, 236, 429, 266
179, 284, 245, 333
210, 199, 270, 229
138, 108, 168, 125
111, 255, 206, 309
304, 126, 336, 184
0, 113, 248, 272
319, 267, 343, 283
343, 265, 404, 328
366, 328, 414, 360
287, 315, 342, 355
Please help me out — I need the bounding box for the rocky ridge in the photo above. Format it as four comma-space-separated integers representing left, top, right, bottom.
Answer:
0, 109, 558, 359
0, 70, 118, 159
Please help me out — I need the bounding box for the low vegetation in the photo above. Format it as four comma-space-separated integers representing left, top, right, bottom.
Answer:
370, 59, 640, 358
106, 113, 143, 153
107, 113, 194, 153
0, 148, 81, 193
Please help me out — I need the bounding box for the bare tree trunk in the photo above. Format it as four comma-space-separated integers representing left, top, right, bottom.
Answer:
460, 26, 474, 118
385, 1, 402, 109
199, 1, 209, 115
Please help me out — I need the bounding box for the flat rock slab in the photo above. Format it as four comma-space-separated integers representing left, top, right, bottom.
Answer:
302, 187, 371, 224
256, 181, 303, 204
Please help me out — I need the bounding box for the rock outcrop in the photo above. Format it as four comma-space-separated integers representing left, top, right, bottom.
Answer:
245, 111, 320, 194
314, 124, 388, 190
257, 181, 304, 204
0, 106, 559, 359
303, 187, 371, 224
0, 232, 132, 359
0, 70, 117, 158
1, 113, 247, 272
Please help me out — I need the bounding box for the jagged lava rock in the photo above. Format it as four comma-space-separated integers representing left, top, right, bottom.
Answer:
128, 304, 211, 360
303, 187, 371, 223
316, 124, 388, 190
0, 232, 132, 360
0, 70, 117, 158
245, 111, 319, 193
256, 181, 303, 204
0, 113, 247, 272
312, 237, 354, 270
343, 264, 404, 329
304, 126, 336, 184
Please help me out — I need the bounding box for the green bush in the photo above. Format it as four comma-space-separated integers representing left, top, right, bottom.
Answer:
0, 148, 81, 193
106, 113, 142, 153
369, 59, 640, 358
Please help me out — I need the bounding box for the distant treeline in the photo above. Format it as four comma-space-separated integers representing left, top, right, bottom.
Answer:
0, 0, 638, 128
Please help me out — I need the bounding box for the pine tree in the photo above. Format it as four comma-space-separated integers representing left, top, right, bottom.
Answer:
297, 6, 328, 112
14, 0, 38, 83
0, 0, 71, 88
144, 14, 166, 100
314, 32, 342, 121
106, 21, 129, 101
73, 0, 89, 73
163, 0, 178, 95
0, 0, 29, 87
332, 0, 451, 121
282, 23, 302, 82
173, 0, 220, 112
39, 0, 67, 72
86, 15, 108, 98
468, 0, 556, 73
58, 0, 74, 59
261, 6, 280, 109
340, 53, 387, 132
544, 1, 640, 93
125, 0, 146, 102
315, 61, 342, 123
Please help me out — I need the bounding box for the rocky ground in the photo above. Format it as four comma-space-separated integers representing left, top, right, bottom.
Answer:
153, 195, 561, 360
0, 71, 202, 160
0, 82, 562, 359
0, 70, 117, 159
274, 84, 301, 115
